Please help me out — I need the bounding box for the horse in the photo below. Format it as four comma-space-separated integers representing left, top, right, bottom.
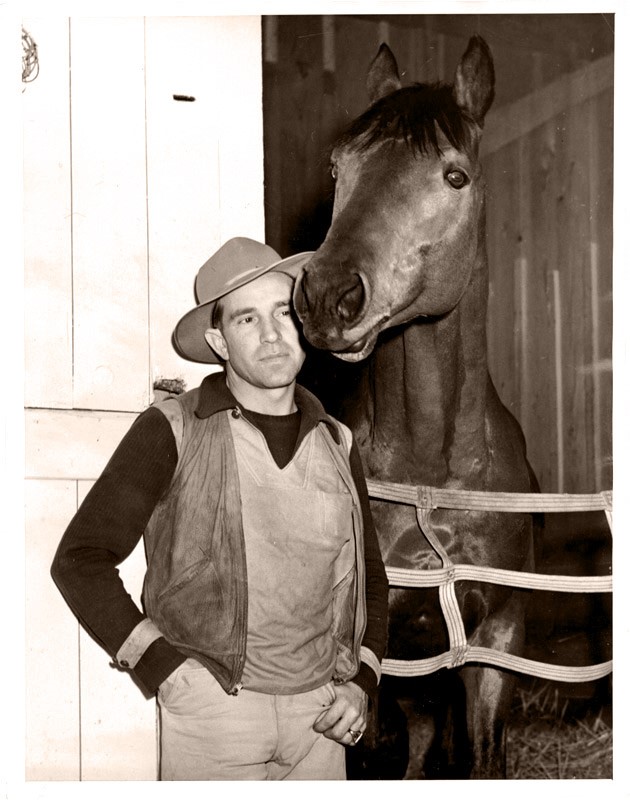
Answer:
293, 36, 540, 779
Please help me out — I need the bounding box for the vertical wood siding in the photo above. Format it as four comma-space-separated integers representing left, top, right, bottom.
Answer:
262, 14, 613, 495
24, 17, 265, 779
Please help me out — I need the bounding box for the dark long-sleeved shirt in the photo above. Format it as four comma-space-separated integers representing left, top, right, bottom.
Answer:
51, 374, 388, 699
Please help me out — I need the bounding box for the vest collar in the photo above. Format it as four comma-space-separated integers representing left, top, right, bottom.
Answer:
194, 371, 341, 444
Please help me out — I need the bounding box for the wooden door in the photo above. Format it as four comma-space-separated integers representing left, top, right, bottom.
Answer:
24, 15, 265, 780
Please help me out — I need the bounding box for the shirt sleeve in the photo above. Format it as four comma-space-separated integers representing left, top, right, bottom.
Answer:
347, 441, 389, 700
50, 406, 186, 695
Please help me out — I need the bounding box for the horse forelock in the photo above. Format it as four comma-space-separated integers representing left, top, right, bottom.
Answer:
338, 83, 476, 157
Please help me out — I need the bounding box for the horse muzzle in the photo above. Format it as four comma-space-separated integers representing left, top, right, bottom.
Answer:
294, 265, 379, 354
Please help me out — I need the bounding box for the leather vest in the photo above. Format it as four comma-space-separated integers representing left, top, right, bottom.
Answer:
141, 387, 366, 694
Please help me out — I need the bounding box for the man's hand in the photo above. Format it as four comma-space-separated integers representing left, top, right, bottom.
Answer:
313, 681, 368, 746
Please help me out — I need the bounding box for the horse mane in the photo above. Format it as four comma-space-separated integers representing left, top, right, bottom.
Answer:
338, 83, 475, 156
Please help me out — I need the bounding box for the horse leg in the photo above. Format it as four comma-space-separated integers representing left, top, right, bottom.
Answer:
460, 663, 516, 778
346, 676, 410, 780
460, 593, 527, 778
422, 671, 473, 779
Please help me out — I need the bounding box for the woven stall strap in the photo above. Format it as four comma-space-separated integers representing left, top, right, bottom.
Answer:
385, 564, 611, 593
464, 647, 613, 682
414, 506, 469, 669
370, 478, 612, 683
415, 506, 450, 565
381, 652, 456, 677
439, 579, 467, 654
455, 564, 612, 592
386, 565, 451, 588
382, 649, 612, 681
365, 479, 613, 514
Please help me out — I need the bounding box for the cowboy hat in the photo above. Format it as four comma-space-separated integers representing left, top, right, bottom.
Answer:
173, 237, 314, 363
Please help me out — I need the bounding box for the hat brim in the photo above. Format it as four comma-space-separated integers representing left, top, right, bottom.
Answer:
172, 251, 315, 364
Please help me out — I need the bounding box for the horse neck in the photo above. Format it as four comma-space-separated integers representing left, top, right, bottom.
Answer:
365, 250, 490, 487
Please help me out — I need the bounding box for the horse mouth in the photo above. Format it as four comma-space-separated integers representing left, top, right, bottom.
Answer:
329, 318, 390, 362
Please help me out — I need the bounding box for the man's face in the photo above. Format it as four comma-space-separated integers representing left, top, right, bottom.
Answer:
206, 272, 305, 390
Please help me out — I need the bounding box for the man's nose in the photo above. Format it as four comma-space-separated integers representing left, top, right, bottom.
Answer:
260, 316, 281, 343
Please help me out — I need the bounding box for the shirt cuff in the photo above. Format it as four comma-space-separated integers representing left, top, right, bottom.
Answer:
360, 645, 382, 684
113, 618, 164, 669
132, 637, 187, 695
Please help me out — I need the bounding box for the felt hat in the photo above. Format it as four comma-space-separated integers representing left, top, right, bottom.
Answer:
173, 237, 314, 363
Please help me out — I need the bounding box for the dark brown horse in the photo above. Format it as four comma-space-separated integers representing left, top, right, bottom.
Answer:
294, 36, 539, 779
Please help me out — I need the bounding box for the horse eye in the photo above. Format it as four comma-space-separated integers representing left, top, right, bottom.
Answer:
331, 162, 338, 180
446, 169, 469, 189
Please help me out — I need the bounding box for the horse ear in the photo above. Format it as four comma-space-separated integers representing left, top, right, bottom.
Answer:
367, 43, 402, 104
453, 35, 495, 125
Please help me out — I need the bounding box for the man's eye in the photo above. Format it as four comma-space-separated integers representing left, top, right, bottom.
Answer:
238, 316, 254, 325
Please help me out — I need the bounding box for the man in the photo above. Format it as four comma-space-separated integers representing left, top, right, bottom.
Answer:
51, 237, 388, 781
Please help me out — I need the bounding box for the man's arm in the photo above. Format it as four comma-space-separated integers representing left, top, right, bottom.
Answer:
50, 406, 186, 694
348, 441, 389, 699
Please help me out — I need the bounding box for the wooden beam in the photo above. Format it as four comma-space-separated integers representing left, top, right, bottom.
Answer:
482, 53, 613, 155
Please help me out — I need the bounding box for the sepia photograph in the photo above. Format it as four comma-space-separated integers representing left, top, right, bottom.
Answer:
7, 2, 627, 794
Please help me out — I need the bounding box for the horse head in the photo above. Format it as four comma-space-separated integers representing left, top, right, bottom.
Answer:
294, 36, 495, 362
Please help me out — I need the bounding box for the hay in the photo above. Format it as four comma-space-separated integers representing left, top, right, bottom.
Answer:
507, 681, 612, 779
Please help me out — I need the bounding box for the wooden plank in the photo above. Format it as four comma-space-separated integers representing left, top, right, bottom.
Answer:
25, 408, 137, 481
25, 480, 80, 780
317, 16, 340, 244
276, 16, 327, 254
515, 132, 533, 427
560, 92, 593, 493
334, 16, 380, 124
350, 13, 614, 62
263, 16, 284, 253
23, 18, 73, 409
144, 17, 259, 395
77, 481, 158, 780
524, 119, 560, 492
553, 270, 565, 493
593, 88, 613, 491
213, 17, 266, 244
70, 17, 150, 412
482, 54, 613, 156
484, 142, 518, 417
387, 19, 415, 84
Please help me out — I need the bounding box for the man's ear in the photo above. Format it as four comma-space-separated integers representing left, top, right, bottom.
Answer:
204, 328, 229, 361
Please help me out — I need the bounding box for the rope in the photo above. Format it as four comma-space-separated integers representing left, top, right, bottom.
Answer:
22, 28, 39, 86
367, 479, 613, 682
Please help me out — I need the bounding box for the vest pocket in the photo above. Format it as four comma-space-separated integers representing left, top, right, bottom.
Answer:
154, 558, 235, 653
158, 557, 213, 602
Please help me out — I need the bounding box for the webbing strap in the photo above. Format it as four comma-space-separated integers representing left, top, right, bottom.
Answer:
370, 479, 613, 682
366, 479, 613, 515
382, 649, 613, 682
386, 565, 612, 593
415, 506, 468, 661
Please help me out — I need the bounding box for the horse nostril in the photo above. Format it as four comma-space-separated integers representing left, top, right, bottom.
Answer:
336, 274, 365, 322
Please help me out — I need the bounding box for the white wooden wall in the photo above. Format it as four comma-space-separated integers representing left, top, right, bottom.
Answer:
24, 16, 265, 780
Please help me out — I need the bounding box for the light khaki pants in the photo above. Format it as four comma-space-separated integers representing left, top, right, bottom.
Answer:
157, 658, 346, 780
